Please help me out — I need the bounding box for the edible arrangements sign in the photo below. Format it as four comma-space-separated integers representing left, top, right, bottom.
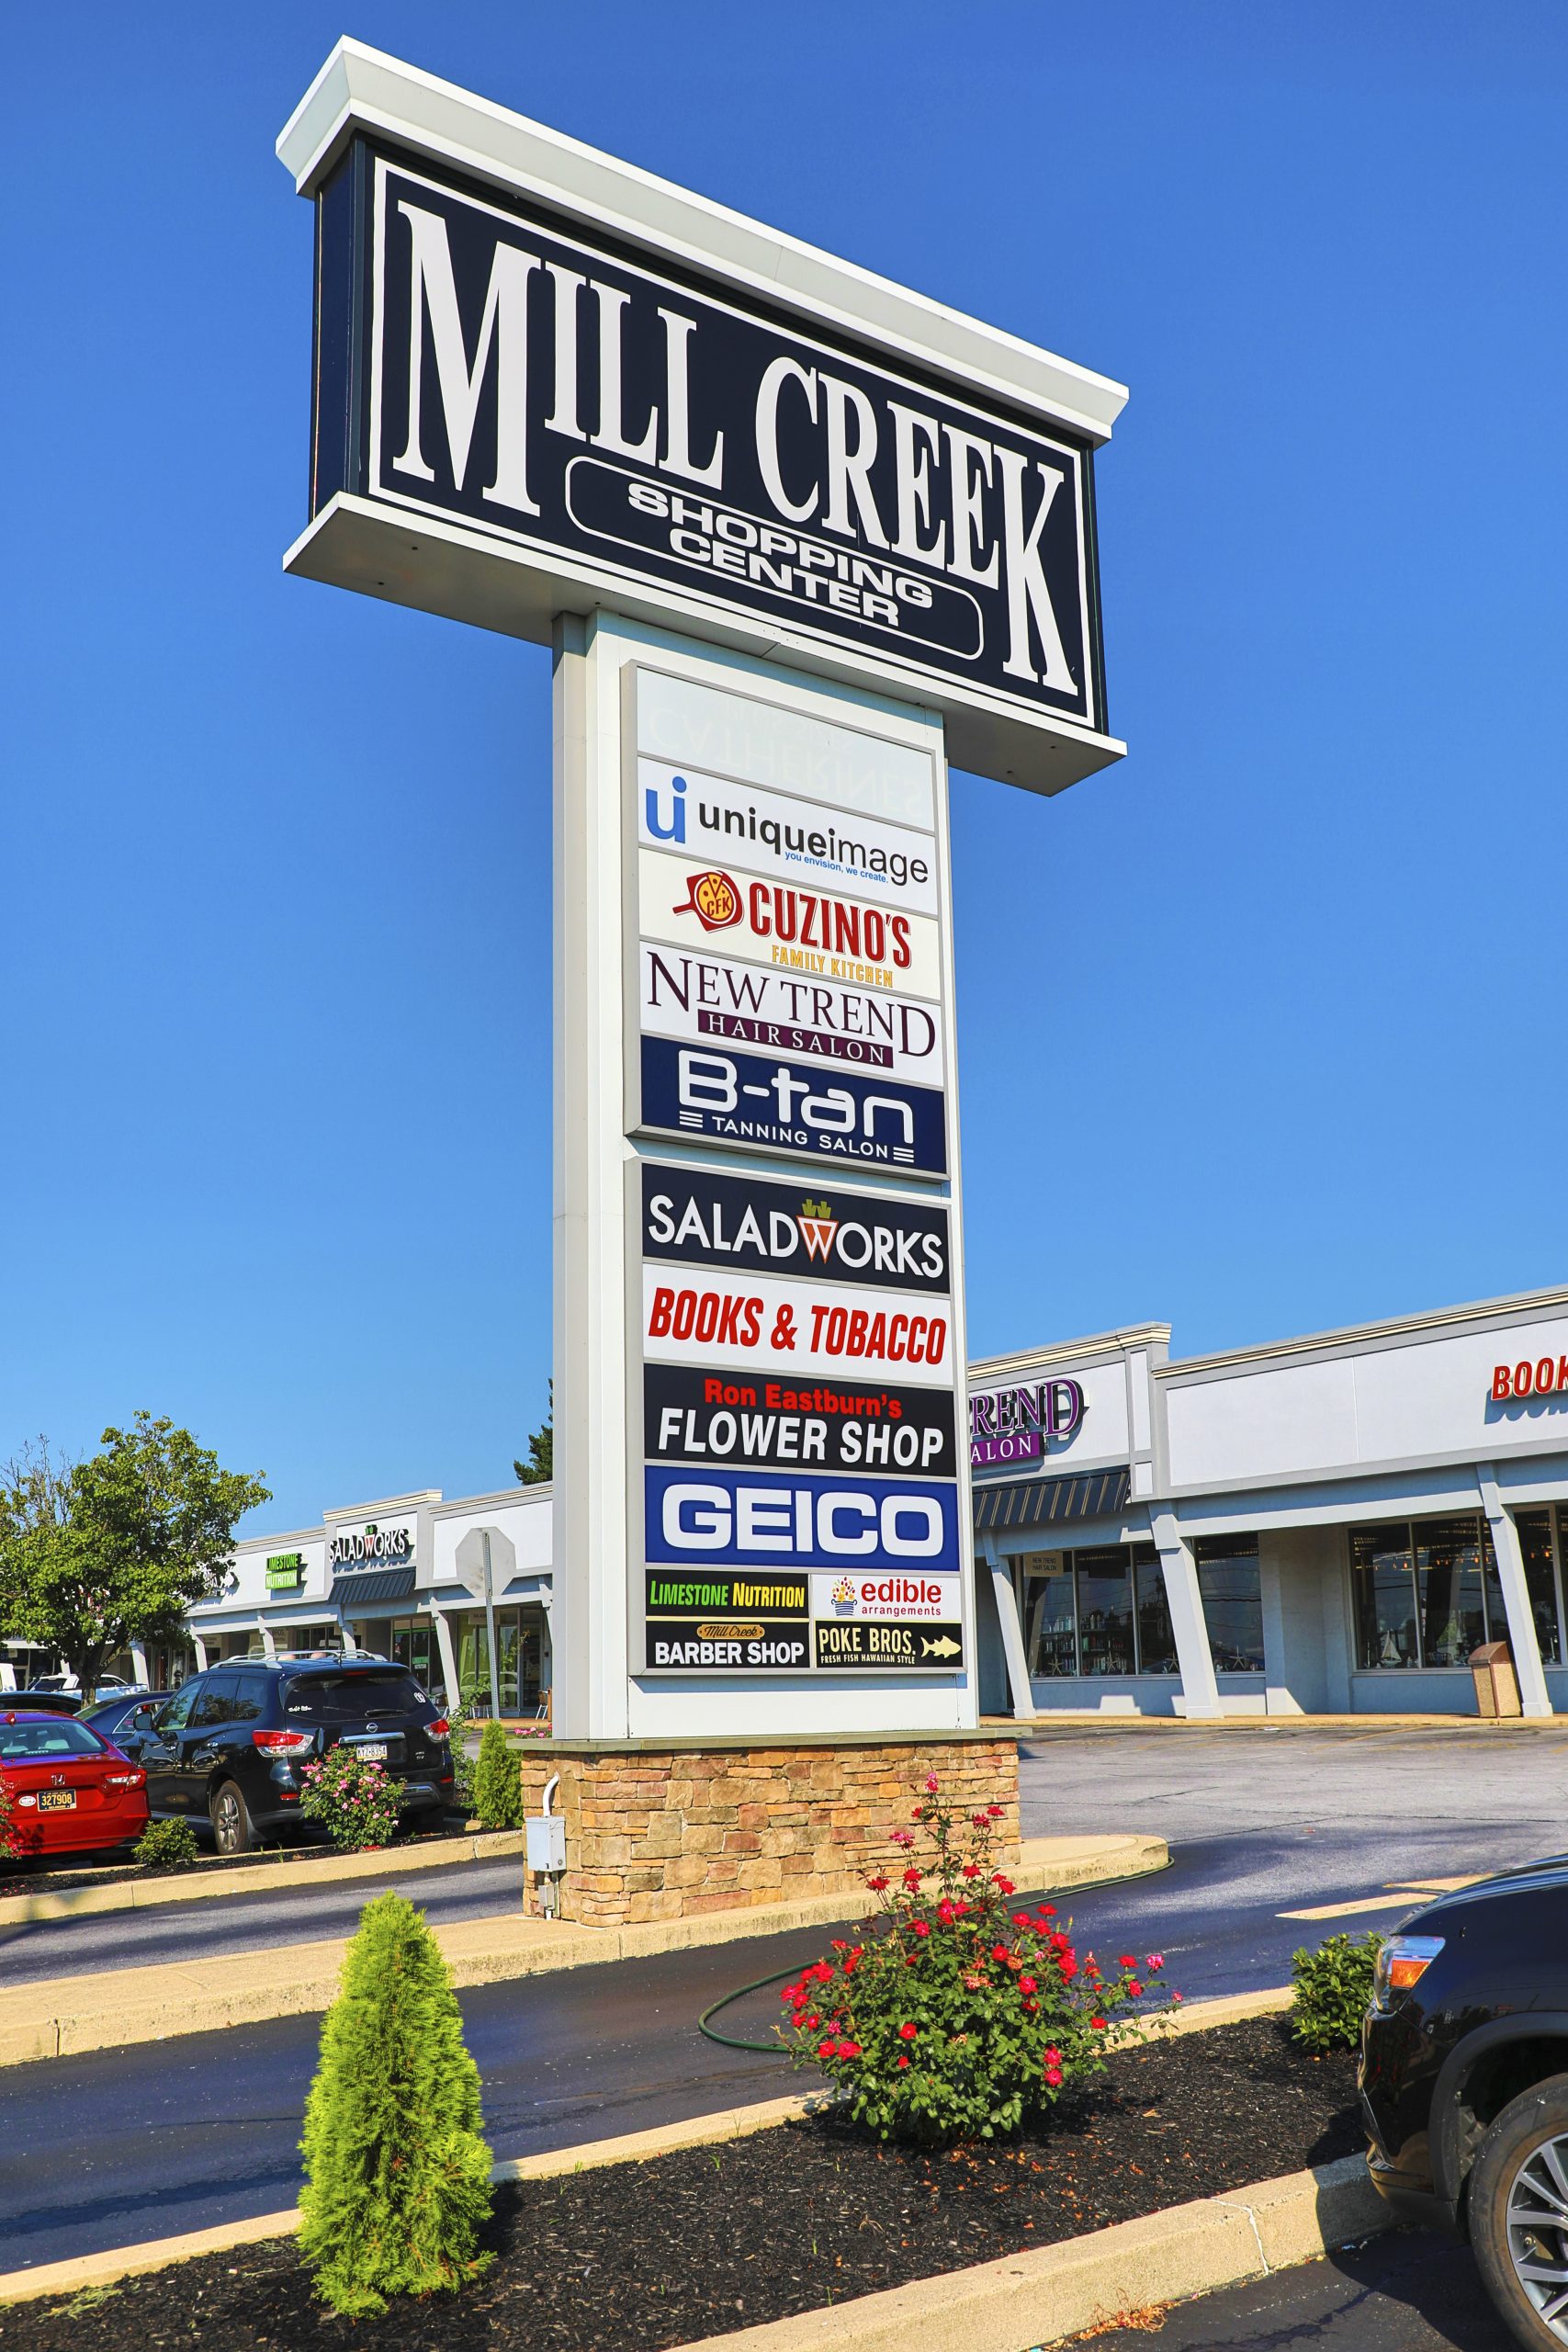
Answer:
638, 1153, 964, 1676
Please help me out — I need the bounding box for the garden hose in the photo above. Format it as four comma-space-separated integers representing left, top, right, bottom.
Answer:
694, 1851, 1175, 2054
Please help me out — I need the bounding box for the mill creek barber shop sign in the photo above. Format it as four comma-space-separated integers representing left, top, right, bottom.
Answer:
968, 1377, 1086, 1470
308, 146, 1106, 739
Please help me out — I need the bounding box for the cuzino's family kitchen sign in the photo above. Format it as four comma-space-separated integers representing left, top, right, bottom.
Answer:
305, 145, 1108, 753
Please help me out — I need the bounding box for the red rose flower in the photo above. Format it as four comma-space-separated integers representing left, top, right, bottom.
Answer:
1019, 1975, 1037, 1995
867, 1874, 889, 1892
1119, 1955, 1136, 1969
910, 1921, 931, 1939
897, 2055, 910, 2070
898, 2021, 919, 2041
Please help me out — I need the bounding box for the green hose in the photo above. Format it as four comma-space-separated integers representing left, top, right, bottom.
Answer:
694, 1852, 1175, 2055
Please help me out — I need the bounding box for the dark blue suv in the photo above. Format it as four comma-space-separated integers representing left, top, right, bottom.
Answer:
118, 1657, 454, 1853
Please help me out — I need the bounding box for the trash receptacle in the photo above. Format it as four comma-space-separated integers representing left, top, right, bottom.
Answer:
1470, 1640, 1521, 1719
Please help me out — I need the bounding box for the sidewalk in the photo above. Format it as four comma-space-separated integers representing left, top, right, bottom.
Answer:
0, 1830, 1165, 2065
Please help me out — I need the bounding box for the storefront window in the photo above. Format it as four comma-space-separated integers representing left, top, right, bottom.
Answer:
1352, 1524, 1419, 1668
1020, 1555, 1077, 1676
1073, 1549, 1136, 1677
1194, 1535, 1264, 1672
1133, 1544, 1178, 1673
1521, 1510, 1565, 1666
1352, 1512, 1556, 1669
1415, 1516, 1489, 1668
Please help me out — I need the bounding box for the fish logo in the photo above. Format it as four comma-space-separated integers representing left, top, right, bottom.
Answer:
920, 1634, 963, 1660
796, 1198, 838, 1261
672, 870, 741, 931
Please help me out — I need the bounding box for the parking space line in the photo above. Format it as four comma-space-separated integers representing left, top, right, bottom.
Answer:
1280, 1874, 1483, 1921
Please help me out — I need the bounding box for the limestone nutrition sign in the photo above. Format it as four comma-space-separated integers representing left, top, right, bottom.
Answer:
277, 42, 1127, 1739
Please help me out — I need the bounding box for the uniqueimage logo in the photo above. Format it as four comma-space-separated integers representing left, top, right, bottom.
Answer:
671, 870, 741, 931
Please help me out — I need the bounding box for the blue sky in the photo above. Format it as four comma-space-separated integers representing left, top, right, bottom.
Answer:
6, 3, 1566, 1533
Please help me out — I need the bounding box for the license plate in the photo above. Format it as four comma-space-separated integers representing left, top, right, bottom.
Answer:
38, 1790, 76, 1812
352, 1743, 389, 1762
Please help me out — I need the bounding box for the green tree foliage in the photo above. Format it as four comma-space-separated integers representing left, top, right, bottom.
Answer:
299, 1892, 493, 2315
513, 1383, 552, 1486
0, 1415, 269, 1692
1290, 1931, 1382, 2052
471, 1719, 524, 1828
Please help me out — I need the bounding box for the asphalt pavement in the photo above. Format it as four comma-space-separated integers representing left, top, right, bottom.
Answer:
1085, 2229, 1514, 2349
7, 1726, 1568, 2283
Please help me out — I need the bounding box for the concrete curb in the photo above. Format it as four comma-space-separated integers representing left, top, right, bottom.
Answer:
0, 1832, 1168, 2067
0, 1986, 1291, 2304
666, 2153, 1392, 2351
0, 1828, 527, 1928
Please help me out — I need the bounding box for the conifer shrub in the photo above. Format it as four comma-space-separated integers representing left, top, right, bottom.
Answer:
299, 1891, 493, 2315
471, 1719, 524, 1830
1290, 1930, 1382, 2052
133, 1818, 198, 1871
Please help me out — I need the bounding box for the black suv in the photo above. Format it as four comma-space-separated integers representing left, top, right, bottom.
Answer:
118, 1657, 455, 1854
1362, 1860, 1568, 2349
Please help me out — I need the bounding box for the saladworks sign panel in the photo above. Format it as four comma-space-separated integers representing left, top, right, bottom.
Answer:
641, 1162, 950, 1292
312, 148, 1107, 737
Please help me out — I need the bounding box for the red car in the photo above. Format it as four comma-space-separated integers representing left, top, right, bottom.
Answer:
1, 1709, 149, 1859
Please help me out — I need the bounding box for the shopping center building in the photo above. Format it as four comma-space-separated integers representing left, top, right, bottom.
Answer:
968, 1280, 1568, 1719
125, 1279, 1568, 1722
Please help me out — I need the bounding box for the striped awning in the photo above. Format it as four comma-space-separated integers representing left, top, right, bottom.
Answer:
329, 1566, 416, 1609
972, 1467, 1131, 1534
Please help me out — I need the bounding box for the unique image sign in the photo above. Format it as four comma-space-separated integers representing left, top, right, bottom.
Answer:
313, 146, 1108, 742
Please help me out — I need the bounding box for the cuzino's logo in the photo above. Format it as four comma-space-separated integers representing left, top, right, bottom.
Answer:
796, 1199, 838, 1261
672, 871, 740, 932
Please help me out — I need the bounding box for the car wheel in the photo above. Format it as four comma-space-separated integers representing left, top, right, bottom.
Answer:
209, 1781, 254, 1857
1470, 2074, 1568, 2348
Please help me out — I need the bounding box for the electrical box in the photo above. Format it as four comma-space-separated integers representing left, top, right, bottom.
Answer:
525, 1814, 567, 1873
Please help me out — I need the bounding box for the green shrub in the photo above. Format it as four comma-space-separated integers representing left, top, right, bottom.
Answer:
299, 1892, 493, 2316
781, 1774, 1171, 2145
471, 1720, 524, 1830
299, 1747, 400, 1851
134, 1818, 198, 1871
448, 1687, 483, 1817
1291, 1931, 1382, 2052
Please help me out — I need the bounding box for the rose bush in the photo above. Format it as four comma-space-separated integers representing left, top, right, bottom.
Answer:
779, 1774, 1172, 2144
299, 1746, 400, 1851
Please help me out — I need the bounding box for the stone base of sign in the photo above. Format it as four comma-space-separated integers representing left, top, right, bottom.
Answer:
515, 1731, 1019, 1928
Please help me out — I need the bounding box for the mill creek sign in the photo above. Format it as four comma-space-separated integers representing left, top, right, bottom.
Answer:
278, 43, 1126, 1738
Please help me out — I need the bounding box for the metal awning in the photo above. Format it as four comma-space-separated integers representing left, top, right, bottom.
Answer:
329, 1566, 416, 1609
973, 1467, 1131, 1535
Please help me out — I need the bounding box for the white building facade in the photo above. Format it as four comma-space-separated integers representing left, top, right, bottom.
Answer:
970, 1282, 1568, 1719
183, 1485, 553, 1717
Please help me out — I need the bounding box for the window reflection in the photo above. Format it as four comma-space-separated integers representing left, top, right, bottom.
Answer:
1193, 1536, 1264, 1672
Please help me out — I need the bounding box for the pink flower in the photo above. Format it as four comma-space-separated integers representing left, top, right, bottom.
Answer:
1146, 1954, 1165, 1971
1044, 2066, 1063, 2088
898, 2021, 919, 2041
1173, 1991, 1184, 2004
924, 1774, 939, 1794
937, 1899, 956, 1925
890, 1828, 915, 1848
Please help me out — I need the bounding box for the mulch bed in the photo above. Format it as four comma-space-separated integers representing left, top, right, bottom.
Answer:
3, 2018, 1360, 2352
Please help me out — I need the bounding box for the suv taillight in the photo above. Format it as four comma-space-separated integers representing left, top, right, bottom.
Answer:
253, 1729, 315, 1753
425, 1718, 450, 1739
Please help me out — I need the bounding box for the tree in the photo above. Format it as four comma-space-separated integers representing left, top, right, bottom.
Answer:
471, 1718, 524, 1827
0, 1412, 270, 1691
299, 1891, 493, 2314
513, 1382, 552, 1486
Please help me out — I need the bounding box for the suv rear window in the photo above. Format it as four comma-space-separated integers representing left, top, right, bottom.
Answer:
280, 1669, 426, 1721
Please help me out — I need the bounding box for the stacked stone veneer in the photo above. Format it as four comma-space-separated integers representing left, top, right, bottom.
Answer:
516, 1736, 1020, 1928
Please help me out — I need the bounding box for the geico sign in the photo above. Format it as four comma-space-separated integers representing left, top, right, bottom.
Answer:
1492, 1355, 1568, 1400
660, 1482, 945, 1557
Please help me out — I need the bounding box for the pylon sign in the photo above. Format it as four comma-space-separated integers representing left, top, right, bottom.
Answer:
276, 43, 1126, 1736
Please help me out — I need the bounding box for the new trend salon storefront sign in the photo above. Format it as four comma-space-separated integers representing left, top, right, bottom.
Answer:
296, 137, 1116, 792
